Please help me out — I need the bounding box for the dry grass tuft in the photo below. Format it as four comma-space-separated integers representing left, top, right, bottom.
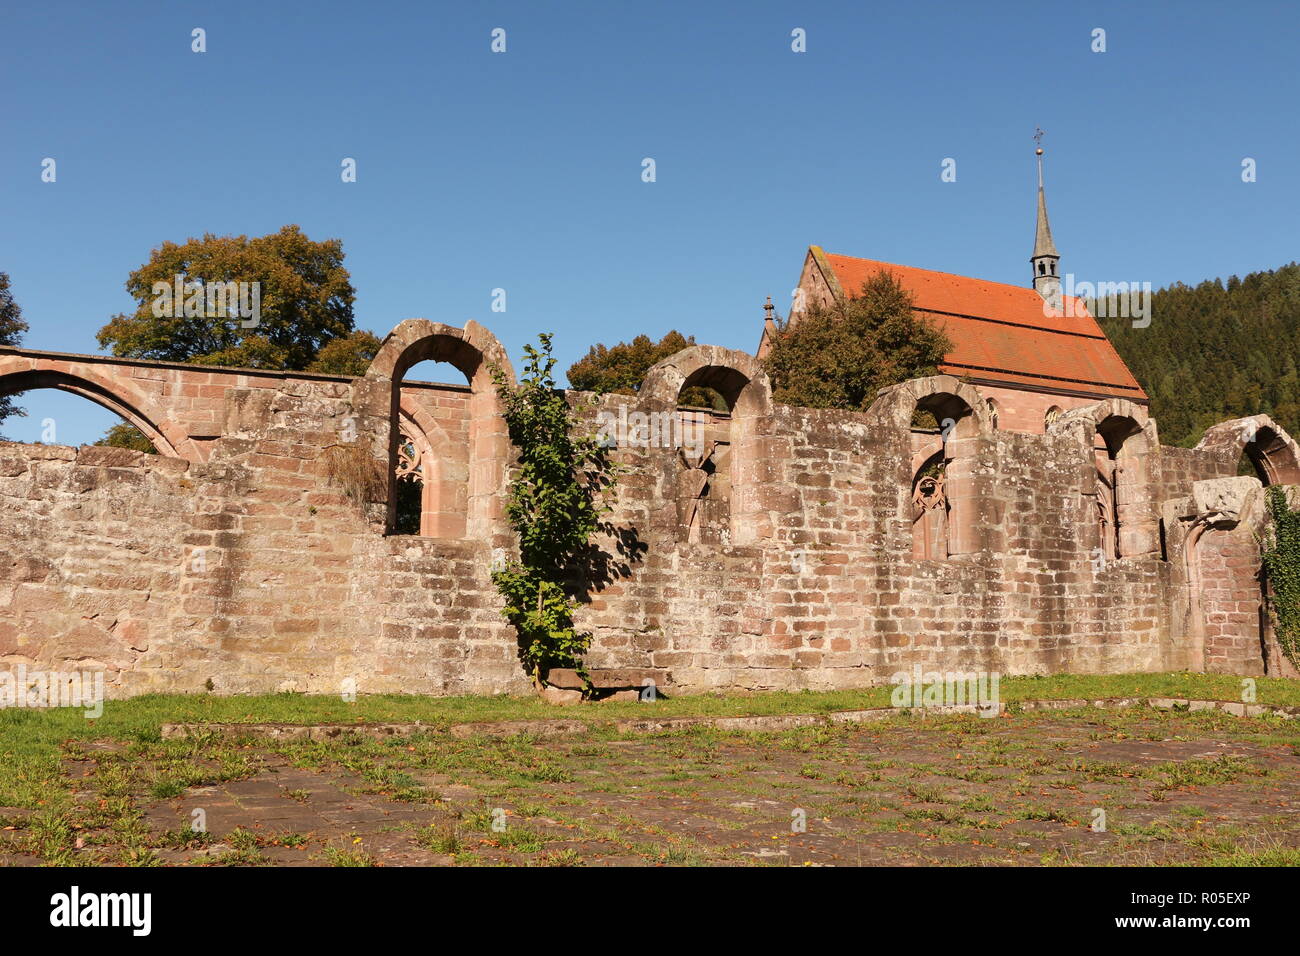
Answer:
322, 443, 387, 504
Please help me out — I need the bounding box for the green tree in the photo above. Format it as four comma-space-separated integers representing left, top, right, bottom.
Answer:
1096, 262, 1300, 446
95, 422, 158, 454
567, 330, 723, 409
0, 271, 29, 438
762, 270, 952, 411
96, 225, 356, 370
91, 226, 367, 450
492, 334, 618, 689
307, 329, 383, 376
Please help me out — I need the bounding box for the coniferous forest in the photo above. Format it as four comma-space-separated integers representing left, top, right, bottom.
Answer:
1096, 262, 1300, 448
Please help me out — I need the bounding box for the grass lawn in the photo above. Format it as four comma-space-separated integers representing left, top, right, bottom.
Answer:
1, 672, 1296, 867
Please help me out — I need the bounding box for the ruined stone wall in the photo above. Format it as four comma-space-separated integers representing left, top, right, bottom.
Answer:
577, 395, 1185, 691
0, 370, 523, 698
3, 324, 1297, 699
1196, 517, 1267, 676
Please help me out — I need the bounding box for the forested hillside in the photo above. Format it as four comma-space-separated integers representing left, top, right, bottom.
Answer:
1096, 262, 1300, 448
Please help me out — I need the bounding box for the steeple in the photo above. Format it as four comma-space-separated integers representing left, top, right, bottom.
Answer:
1030, 130, 1062, 313
762, 295, 776, 343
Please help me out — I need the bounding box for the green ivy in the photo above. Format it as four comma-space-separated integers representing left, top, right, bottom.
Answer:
490, 334, 618, 690
1260, 486, 1300, 669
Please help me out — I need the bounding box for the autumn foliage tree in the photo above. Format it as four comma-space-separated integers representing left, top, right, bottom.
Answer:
94, 226, 380, 449
97, 225, 360, 370
762, 270, 951, 411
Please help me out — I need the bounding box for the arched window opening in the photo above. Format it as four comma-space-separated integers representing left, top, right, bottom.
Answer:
393, 427, 425, 535
394, 358, 472, 538
640, 347, 771, 547
985, 398, 999, 431
674, 371, 741, 545
911, 450, 948, 559
908, 391, 978, 557
1095, 463, 1118, 562
1094, 414, 1153, 559
1195, 415, 1300, 487
1044, 405, 1063, 429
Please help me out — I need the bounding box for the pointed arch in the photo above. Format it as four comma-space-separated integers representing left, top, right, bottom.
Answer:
396, 395, 466, 538
0, 367, 192, 458
911, 449, 948, 559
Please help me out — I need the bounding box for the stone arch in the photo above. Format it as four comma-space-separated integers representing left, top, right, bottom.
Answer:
0, 366, 192, 458
1050, 398, 1160, 558
642, 346, 773, 545
366, 318, 513, 388
1048, 396, 1152, 437
640, 345, 772, 417
363, 320, 514, 539
870, 376, 993, 556
1195, 414, 1300, 486
866, 375, 992, 439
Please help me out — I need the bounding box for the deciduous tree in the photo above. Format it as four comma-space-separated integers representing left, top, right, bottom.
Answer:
96, 224, 357, 370
307, 329, 383, 376
762, 270, 951, 411
0, 271, 29, 438
567, 330, 723, 409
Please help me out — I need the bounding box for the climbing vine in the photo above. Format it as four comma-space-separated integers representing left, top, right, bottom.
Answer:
1260, 486, 1300, 669
491, 334, 618, 689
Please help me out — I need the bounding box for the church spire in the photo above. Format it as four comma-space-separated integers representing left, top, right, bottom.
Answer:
1030, 129, 1062, 312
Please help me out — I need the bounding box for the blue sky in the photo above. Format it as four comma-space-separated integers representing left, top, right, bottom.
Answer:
2, 0, 1297, 444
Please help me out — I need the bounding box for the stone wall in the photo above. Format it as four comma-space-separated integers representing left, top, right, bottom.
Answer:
2, 321, 1299, 699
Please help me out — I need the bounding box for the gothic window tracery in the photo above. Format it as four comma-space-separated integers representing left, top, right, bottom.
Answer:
911, 455, 949, 559
393, 428, 424, 535
396, 431, 423, 481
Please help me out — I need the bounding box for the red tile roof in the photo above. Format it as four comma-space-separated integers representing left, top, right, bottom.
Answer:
820, 251, 1147, 400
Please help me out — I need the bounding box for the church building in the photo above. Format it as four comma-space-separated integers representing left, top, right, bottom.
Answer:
757, 149, 1146, 434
